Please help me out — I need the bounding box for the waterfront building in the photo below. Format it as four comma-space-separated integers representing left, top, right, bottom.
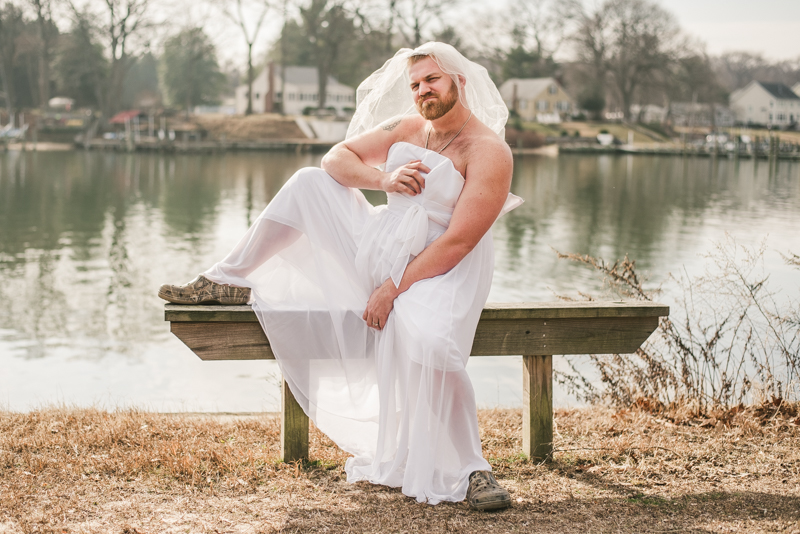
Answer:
498, 77, 574, 123
234, 64, 355, 116
630, 104, 667, 124
668, 102, 735, 128
729, 81, 800, 127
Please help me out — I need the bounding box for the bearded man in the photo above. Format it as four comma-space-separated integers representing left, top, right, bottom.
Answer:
159, 42, 522, 510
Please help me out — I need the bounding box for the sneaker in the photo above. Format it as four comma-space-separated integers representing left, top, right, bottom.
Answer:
158, 275, 251, 305
466, 470, 511, 511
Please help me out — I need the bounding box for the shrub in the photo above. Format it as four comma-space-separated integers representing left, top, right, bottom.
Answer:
554, 236, 800, 415
504, 127, 545, 148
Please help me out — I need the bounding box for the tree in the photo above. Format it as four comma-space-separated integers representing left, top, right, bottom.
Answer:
577, 84, 605, 120
517, 0, 574, 60
220, 0, 271, 115
502, 26, 558, 80
69, 0, 153, 117
570, 0, 680, 120
0, 2, 25, 112
605, 0, 680, 119
390, 0, 455, 48
54, 8, 108, 108
160, 28, 225, 116
27, 0, 58, 109
297, 0, 358, 110
670, 52, 726, 104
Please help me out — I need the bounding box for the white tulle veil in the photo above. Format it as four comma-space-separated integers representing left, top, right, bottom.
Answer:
346, 42, 508, 140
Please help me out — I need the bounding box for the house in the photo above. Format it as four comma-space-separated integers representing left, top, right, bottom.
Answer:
498, 77, 574, 123
668, 102, 735, 128
729, 81, 800, 127
630, 104, 667, 124
235, 64, 355, 116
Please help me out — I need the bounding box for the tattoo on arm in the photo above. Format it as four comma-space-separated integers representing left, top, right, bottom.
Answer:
382, 118, 402, 132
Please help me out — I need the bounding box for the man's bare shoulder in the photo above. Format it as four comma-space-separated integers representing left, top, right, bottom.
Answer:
464, 128, 512, 175
378, 114, 425, 138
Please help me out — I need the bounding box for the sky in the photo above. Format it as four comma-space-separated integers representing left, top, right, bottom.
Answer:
663, 0, 800, 60
135, 0, 800, 71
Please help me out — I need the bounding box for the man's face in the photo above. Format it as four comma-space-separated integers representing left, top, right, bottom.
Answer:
409, 57, 459, 120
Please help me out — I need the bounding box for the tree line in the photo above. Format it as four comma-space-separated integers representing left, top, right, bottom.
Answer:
1, 0, 798, 121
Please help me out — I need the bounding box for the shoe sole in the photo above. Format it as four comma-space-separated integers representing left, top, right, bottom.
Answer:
468, 496, 511, 511
157, 288, 248, 306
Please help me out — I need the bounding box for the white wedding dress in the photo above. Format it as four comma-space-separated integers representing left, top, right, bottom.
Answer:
203, 142, 522, 504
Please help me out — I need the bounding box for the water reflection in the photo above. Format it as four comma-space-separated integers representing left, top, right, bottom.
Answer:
1, 150, 798, 410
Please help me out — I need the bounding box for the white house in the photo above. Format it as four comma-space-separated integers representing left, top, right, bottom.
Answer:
794, 83, 800, 102
630, 104, 667, 124
234, 65, 355, 116
668, 102, 735, 128
498, 78, 574, 123
730, 81, 800, 127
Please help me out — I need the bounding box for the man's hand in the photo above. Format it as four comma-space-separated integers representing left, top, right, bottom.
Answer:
381, 160, 430, 195
363, 279, 400, 330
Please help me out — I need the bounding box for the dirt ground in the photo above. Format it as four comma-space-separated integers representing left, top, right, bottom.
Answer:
1, 405, 798, 533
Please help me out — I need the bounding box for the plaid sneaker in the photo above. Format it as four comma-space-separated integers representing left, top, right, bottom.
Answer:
466, 471, 511, 511
158, 275, 251, 305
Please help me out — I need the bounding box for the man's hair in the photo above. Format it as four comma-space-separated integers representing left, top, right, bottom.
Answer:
407, 53, 434, 67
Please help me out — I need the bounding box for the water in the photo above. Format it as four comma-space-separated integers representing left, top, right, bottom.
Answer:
1, 150, 798, 411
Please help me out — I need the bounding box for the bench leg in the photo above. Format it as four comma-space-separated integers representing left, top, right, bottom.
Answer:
523, 354, 553, 460
281, 379, 309, 462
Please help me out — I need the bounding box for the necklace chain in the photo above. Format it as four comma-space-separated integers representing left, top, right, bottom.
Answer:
424, 111, 472, 154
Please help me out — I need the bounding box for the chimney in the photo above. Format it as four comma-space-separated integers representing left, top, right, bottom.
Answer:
512, 83, 518, 113
266, 62, 275, 113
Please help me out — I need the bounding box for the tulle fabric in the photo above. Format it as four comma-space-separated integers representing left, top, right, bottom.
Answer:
203, 142, 522, 504
346, 42, 509, 140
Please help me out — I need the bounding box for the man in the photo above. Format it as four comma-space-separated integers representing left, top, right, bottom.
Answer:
160, 42, 519, 510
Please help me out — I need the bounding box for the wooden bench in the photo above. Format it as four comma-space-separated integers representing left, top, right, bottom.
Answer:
165, 301, 668, 461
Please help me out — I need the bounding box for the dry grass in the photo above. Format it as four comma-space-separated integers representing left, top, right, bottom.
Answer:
1, 406, 799, 533
194, 115, 309, 141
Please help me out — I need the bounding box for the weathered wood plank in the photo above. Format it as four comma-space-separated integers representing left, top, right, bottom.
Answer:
523, 355, 553, 460
169, 316, 661, 359
470, 316, 660, 356
164, 301, 670, 323
281, 379, 309, 462
171, 322, 274, 360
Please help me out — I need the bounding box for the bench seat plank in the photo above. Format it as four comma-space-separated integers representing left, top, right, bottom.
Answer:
165, 301, 669, 323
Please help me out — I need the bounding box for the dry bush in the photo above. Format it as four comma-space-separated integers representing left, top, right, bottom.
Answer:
554, 236, 800, 416
504, 127, 545, 149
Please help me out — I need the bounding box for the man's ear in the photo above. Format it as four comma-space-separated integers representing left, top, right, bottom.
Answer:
458, 75, 466, 88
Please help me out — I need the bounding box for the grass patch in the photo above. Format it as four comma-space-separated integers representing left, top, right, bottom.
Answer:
1, 406, 798, 532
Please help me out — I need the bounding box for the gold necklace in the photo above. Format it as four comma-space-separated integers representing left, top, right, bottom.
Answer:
424, 111, 472, 154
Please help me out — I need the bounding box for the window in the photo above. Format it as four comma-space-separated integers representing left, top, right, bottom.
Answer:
537, 100, 548, 111
520, 100, 527, 110
548, 85, 557, 94
255, 93, 260, 100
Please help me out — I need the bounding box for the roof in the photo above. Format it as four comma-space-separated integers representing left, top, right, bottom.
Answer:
757, 82, 800, 100
283, 66, 342, 88
109, 110, 142, 124
500, 77, 564, 99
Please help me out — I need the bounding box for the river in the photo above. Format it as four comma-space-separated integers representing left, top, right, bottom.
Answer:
1, 150, 798, 411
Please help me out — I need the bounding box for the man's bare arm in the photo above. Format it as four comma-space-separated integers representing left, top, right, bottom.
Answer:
321, 116, 429, 194
362, 139, 513, 328
396, 140, 513, 291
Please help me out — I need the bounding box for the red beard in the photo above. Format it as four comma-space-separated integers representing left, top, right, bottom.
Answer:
416, 82, 459, 120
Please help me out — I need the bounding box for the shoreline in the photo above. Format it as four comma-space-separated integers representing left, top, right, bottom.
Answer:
3, 139, 800, 160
